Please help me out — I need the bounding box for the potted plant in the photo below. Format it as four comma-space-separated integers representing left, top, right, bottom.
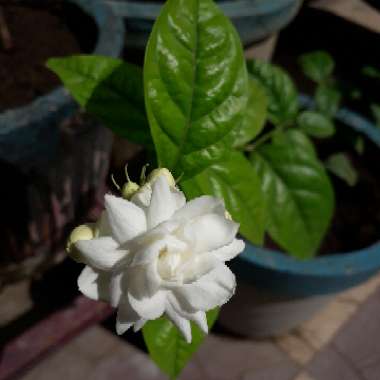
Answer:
0, 0, 124, 289
217, 51, 380, 337
106, 0, 303, 49
47, 0, 379, 378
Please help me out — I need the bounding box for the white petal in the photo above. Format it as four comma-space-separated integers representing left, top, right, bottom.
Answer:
96, 211, 111, 236
131, 183, 152, 208
171, 187, 186, 210
75, 237, 127, 270
105, 194, 147, 243
126, 263, 161, 299
174, 263, 236, 312
147, 176, 179, 228
78, 266, 110, 302
210, 239, 245, 262
133, 319, 147, 332
109, 272, 124, 307
173, 195, 225, 221
166, 302, 192, 343
192, 311, 208, 334
116, 298, 141, 335
128, 290, 166, 320
182, 213, 239, 253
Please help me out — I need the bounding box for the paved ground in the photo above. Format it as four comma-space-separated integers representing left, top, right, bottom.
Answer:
1, 273, 380, 380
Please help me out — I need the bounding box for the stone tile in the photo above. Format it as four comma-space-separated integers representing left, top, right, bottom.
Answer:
275, 333, 316, 365
0, 281, 33, 326
194, 334, 299, 380
293, 372, 317, 380
333, 287, 380, 380
296, 299, 357, 350
338, 274, 380, 304
307, 346, 361, 380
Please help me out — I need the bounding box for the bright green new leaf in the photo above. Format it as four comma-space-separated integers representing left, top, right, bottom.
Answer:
47, 55, 152, 146
181, 151, 267, 245
144, 0, 248, 180
250, 130, 334, 259
143, 309, 219, 380
315, 83, 341, 117
230, 78, 268, 148
247, 59, 299, 127
299, 51, 335, 83
297, 110, 335, 138
325, 153, 358, 187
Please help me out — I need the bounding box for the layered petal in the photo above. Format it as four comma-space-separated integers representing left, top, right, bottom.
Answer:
116, 298, 141, 335
105, 194, 147, 243
165, 301, 192, 343
210, 239, 245, 262
75, 237, 128, 270
77, 266, 111, 302
147, 176, 183, 228
174, 263, 236, 312
128, 290, 166, 320
182, 213, 239, 253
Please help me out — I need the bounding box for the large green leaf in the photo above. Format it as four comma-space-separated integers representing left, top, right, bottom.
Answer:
181, 151, 266, 245
297, 110, 335, 138
143, 309, 219, 380
230, 78, 268, 148
298, 51, 335, 83
144, 0, 248, 180
47, 55, 152, 146
250, 130, 334, 259
247, 59, 299, 127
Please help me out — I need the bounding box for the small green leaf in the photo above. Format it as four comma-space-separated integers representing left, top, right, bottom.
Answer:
230, 78, 268, 148
47, 55, 152, 146
315, 83, 341, 117
144, 0, 248, 180
250, 130, 334, 259
362, 66, 380, 79
143, 309, 219, 379
354, 136, 365, 155
247, 59, 299, 126
298, 51, 335, 83
325, 153, 358, 187
371, 103, 380, 128
297, 111, 335, 138
181, 151, 267, 245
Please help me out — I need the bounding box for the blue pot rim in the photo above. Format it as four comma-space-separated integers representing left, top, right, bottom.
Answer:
106, 0, 301, 19
0, 0, 124, 130
240, 96, 380, 278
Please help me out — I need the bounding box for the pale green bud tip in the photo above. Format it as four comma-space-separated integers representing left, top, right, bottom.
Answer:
148, 168, 176, 188
122, 181, 140, 200
66, 224, 95, 254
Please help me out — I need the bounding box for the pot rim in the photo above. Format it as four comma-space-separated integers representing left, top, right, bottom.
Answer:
240, 95, 380, 278
0, 0, 124, 128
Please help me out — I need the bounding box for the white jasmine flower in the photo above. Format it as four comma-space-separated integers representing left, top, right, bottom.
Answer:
69, 168, 245, 343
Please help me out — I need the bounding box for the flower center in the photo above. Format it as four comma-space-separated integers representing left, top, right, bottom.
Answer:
157, 247, 182, 281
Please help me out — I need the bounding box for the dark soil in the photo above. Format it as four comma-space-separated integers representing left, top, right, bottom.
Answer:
0, 2, 97, 111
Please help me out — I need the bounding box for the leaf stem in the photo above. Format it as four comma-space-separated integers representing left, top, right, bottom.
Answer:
244, 128, 279, 152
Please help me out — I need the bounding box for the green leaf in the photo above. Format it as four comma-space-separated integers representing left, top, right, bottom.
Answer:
362, 66, 380, 79
47, 55, 152, 146
325, 153, 358, 187
230, 78, 268, 148
354, 136, 365, 155
247, 59, 299, 126
315, 83, 341, 117
250, 130, 334, 259
181, 151, 267, 245
298, 51, 335, 83
371, 103, 380, 128
297, 110, 335, 138
143, 309, 219, 380
144, 0, 248, 180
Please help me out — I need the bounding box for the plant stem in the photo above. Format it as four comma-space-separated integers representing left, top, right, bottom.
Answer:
244, 128, 279, 152
0, 6, 13, 51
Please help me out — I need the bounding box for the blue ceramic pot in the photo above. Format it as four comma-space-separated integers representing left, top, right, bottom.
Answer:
106, 0, 302, 48
0, 0, 124, 170
220, 105, 380, 337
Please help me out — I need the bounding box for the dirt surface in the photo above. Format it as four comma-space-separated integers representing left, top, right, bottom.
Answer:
0, 3, 97, 111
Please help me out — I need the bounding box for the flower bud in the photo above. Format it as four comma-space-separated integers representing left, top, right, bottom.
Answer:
66, 224, 95, 261
148, 168, 176, 188
121, 181, 140, 200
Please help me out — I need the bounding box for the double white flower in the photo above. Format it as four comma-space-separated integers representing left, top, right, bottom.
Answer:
70, 169, 245, 343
